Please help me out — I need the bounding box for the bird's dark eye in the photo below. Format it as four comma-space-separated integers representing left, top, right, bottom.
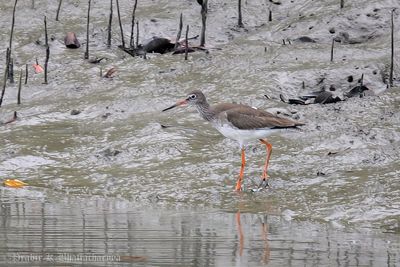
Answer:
189, 94, 197, 100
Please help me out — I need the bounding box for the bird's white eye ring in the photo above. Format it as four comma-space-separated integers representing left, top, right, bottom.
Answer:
189, 94, 196, 100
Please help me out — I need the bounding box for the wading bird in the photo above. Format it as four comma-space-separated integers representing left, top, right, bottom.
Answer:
163, 90, 304, 191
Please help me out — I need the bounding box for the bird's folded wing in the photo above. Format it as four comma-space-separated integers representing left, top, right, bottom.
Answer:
225, 108, 303, 130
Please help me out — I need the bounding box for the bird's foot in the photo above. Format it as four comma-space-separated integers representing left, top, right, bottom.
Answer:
249, 179, 270, 192
258, 179, 270, 189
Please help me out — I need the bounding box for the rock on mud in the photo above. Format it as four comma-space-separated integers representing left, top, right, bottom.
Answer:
64, 32, 80, 49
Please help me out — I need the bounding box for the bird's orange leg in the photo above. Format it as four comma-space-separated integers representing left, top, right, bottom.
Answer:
259, 139, 272, 188
235, 148, 246, 191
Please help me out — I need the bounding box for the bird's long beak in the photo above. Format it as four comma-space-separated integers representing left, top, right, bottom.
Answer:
162, 99, 188, 112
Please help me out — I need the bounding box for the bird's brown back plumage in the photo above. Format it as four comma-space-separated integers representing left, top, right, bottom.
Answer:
212, 103, 304, 130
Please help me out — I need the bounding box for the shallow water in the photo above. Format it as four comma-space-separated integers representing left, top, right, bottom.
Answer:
1, 0, 400, 266
1, 190, 400, 267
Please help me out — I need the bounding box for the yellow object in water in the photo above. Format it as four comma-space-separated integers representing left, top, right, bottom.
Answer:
3, 179, 28, 188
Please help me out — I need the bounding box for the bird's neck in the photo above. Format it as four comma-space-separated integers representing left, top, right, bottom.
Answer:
195, 102, 215, 122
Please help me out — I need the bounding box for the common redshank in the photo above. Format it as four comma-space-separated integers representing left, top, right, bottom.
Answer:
162, 90, 304, 191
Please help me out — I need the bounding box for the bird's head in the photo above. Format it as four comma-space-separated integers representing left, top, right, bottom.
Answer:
162, 90, 206, 111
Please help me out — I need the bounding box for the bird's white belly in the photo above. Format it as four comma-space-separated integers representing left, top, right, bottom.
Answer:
215, 124, 280, 146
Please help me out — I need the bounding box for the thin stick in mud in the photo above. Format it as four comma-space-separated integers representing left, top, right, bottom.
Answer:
17, 69, 22, 104
56, 0, 62, 21
330, 38, 334, 62
44, 16, 50, 84
268, 8, 272, 22
44, 16, 48, 46
6, 0, 17, 86
340, 0, 344, 9
116, 0, 125, 48
136, 21, 139, 48
200, 0, 208, 47
238, 0, 243, 27
0, 48, 10, 107
129, 0, 138, 48
44, 47, 50, 84
360, 73, 364, 86
185, 25, 189, 60
107, 0, 113, 48
25, 63, 28, 84
84, 0, 91, 59
389, 9, 394, 87
9, 58, 14, 84
9, 0, 18, 52
174, 13, 183, 50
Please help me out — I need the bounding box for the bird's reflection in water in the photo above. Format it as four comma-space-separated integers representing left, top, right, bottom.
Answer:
235, 210, 270, 265
236, 211, 244, 257
260, 214, 271, 264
